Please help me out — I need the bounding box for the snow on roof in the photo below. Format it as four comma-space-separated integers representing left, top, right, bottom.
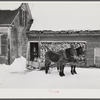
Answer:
0, 9, 19, 24
0, 3, 21, 10
27, 30, 100, 36
0, 3, 22, 25
0, 56, 27, 74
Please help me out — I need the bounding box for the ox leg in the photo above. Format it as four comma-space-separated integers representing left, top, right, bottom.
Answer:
71, 65, 74, 75
57, 63, 60, 72
45, 59, 50, 74
73, 65, 77, 74
62, 65, 65, 76
59, 65, 65, 77
57, 65, 59, 70
45, 64, 49, 74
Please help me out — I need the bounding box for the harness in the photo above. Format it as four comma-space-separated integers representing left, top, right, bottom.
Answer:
63, 49, 78, 62
45, 47, 78, 66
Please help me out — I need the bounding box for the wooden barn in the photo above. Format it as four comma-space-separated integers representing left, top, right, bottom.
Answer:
0, 3, 33, 65
26, 30, 100, 68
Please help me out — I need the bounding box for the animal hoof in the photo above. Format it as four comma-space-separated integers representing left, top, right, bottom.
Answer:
71, 71, 74, 75
60, 74, 64, 77
74, 71, 77, 74
71, 73, 74, 75
59, 73, 65, 77
74, 72, 77, 74
45, 70, 48, 74
62, 73, 65, 76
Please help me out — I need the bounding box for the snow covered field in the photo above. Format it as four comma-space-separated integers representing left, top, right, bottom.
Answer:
0, 57, 100, 89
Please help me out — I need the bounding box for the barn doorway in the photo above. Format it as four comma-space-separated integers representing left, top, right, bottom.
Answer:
30, 42, 39, 61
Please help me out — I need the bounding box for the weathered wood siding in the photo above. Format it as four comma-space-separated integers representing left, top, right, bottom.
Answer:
10, 26, 18, 64
10, 4, 32, 64
0, 33, 8, 64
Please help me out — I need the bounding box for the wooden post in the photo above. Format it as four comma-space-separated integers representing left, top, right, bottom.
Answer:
8, 38, 10, 65
38, 32, 41, 68
85, 42, 87, 67
8, 27, 11, 65
26, 42, 30, 67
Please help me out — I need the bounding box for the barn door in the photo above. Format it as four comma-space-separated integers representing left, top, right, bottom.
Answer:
94, 48, 100, 65
30, 42, 39, 61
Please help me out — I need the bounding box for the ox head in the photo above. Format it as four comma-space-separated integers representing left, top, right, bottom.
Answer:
75, 45, 85, 62
75, 46, 84, 56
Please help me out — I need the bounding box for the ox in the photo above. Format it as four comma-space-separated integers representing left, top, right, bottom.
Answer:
44, 45, 84, 77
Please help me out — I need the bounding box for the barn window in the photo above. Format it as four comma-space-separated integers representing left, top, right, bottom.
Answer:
0, 34, 7, 56
23, 11, 27, 27
94, 48, 100, 65
0, 34, 2, 54
23, 11, 25, 26
19, 9, 23, 26
25, 11, 27, 27
19, 9, 27, 27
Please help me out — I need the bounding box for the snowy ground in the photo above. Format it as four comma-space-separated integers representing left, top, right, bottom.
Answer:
0, 57, 100, 89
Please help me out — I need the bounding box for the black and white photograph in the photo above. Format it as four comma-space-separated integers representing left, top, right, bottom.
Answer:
0, 1, 100, 98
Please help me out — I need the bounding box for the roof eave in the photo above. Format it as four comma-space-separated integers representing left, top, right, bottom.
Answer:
0, 24, 14, 27
27, 30, 100, 37
11, 11, 19, 25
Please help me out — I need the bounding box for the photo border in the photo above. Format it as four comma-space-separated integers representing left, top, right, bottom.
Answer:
0, 0, 100, 99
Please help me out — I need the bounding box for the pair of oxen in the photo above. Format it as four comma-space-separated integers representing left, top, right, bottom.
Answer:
44, 45, 84, 77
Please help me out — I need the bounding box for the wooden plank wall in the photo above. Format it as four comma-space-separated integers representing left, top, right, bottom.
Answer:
28, 35, 100, 67
0, 33, 8, 64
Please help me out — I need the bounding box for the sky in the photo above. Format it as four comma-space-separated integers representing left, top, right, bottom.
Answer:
0, 2, 100, 30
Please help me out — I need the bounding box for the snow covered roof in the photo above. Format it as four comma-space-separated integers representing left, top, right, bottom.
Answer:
0, 3, 22, 25
0, 3, 32, 25
27, 30, 100, 37
0, 9, 19, 24
0, 3, 21, 10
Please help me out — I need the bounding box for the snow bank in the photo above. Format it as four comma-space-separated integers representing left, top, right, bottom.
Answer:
0, 57, 100, 89
0, 67, 100, 89
0, 57, 27, 86
0, 57, 27, 74
10, 57, 26, 72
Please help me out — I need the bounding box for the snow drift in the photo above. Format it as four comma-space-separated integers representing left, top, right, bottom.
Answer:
0, 57, 100, 89
0, 57, 27, 74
